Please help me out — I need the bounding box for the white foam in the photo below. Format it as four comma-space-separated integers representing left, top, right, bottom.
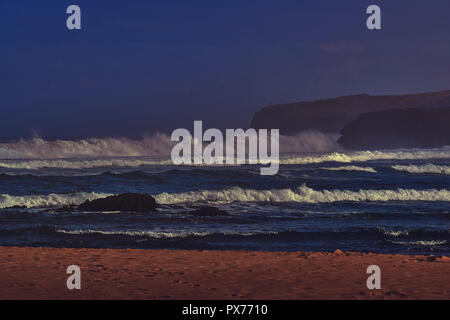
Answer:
391, 240, 447, 246
281, 147, 450, 165
321, 166, 377, 173
0, 134, 174, 159
0, 192, 112, 209
392, 164, 450, 175
55, 229, 210, 238
1, 136, 449, 170
382, 229, 410, 237
0, 132, 338, 159
55, 229, 278, 238
2, 186, 449, 209
155, 185, 450, 204
0, 158, 171, 170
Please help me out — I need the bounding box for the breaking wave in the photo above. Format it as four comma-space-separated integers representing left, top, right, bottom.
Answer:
0, 158, 171, 170
55, 229, 211, 238
321, 166, 377, 173
2, 185, 449, 209
390, 240, 447, 247
1, 135, 450, 172
0, 132, 338, 160
0, 134, 174, 159
154, 185, 450, 204
2, 148, 450, 171
392, 164, 450, 175
0, 192, 112, 209
281, 147, 450, 165
55, 229, 277, 238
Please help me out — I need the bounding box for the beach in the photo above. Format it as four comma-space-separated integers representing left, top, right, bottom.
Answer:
0, 246, 448, 300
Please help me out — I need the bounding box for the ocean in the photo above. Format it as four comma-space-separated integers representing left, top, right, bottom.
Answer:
0, 138, 449, 255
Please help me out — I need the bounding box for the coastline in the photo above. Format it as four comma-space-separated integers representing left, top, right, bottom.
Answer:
0, 246, 448, 300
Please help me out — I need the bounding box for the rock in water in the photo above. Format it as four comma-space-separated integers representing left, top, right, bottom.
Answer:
78, 193, 157, 212
188, 206, 229, 217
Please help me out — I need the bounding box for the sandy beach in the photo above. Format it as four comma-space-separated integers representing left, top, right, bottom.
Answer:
0, 246, 448, 300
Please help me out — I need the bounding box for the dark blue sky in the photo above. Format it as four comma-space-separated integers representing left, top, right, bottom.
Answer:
1, 0, 449, 138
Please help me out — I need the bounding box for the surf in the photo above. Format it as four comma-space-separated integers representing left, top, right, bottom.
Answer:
0, 192, 112, 209
152, 185, 450, 204
392, 164, 450, 175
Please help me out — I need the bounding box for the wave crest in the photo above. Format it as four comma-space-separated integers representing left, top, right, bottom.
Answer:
281, 147, 450, 164
2, 185, 449, 209
392, 164, 450, 175
0, 134, 174, 159
321, 166, 377, 173
0, 158, 171, 170
0, 192, 112, 209
155, 185, 450, 204
0, 132, 338, 160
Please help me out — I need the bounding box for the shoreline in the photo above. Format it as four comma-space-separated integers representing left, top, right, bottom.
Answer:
0, 246, 448, 300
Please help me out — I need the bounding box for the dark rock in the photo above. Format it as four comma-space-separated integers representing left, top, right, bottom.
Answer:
78, 193, 157, 212
49, 205, 77, 213
7, 205, 27, 209
251, 90, 450, 135
338, 106, 450, 150
187, 206, 229, 217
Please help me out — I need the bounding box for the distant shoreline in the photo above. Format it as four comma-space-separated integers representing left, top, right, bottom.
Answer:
0, 246, 448, 300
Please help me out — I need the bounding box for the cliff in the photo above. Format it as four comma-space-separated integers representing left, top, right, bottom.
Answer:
250, 90, 450, 135
337, 106, 450, 150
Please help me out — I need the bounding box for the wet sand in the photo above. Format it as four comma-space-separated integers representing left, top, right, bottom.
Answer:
0, 247, 448, 300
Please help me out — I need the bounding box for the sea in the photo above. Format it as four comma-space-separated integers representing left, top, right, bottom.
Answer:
0, 137, 449, 255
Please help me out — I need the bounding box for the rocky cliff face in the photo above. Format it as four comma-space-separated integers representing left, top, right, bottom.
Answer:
251, 90, 450, 135
337, 107, 450, 150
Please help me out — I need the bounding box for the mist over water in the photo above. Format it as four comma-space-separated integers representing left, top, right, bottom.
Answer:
0, 134, 174, 159
0, 132, 340, 160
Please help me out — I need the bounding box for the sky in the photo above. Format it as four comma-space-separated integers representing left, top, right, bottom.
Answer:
1, 0, 449, 138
